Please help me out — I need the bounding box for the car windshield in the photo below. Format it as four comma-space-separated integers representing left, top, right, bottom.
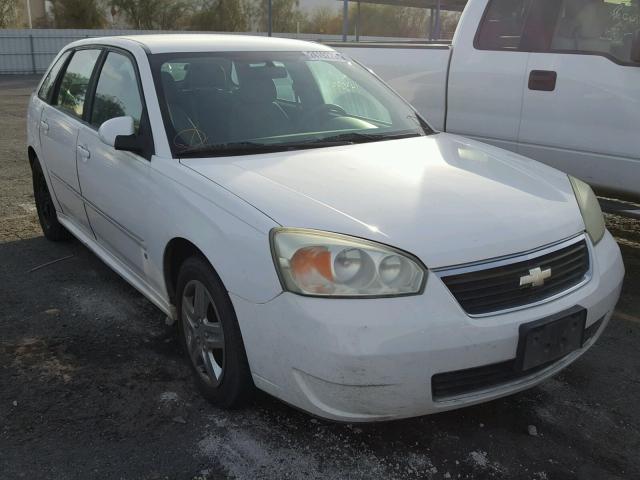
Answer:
150, 50, 433, 158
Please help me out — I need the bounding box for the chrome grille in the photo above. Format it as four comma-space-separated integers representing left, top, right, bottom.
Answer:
439, 237, 590, 316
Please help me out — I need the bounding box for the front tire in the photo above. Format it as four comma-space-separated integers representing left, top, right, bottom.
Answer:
32, 159, 70, 241
176, 256, 254, 408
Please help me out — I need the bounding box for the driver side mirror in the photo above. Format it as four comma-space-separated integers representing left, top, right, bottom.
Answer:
98, 116, 145, 155
632, 30, 640, 63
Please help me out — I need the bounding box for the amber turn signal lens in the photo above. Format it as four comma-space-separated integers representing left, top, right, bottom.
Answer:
290, 246, 334, 293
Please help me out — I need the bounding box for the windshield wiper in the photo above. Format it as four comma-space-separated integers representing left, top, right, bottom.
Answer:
316, 131, 423, 144
178, 141, 272, 157
177, 132, 423, 158
178, 139, 356, 158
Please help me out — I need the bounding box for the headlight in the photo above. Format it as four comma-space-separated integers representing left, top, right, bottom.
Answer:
270, 228, 426, 297
569, 175, 605, 245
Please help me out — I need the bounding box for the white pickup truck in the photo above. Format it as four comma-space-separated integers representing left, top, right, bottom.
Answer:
335, 0, 640, 201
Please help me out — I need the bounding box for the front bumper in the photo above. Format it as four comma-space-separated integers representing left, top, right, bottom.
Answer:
232, 231, 624, 422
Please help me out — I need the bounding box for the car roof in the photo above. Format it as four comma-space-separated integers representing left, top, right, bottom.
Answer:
68, 34, 335, 54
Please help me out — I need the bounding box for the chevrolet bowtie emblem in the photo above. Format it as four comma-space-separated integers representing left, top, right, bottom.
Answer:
520, 267, 552, 287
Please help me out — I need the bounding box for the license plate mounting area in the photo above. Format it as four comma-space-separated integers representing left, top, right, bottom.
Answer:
515, 306, 586, 372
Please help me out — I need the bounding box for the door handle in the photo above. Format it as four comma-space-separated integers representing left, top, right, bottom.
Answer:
40, 119, 49, 134
77, 145, 91, 160
528, 70, 557, 92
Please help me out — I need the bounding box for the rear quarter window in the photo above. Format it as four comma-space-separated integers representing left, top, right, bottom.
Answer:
38, 51, 71, 103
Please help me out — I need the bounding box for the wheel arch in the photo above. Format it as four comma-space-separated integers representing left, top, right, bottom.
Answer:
163, 237, 222, 305
27, 146, 37, 168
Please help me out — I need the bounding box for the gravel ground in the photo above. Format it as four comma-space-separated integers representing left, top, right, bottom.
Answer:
1, 76, 639, 480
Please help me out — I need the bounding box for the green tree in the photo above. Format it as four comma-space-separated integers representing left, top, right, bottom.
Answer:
112, 0, 193, 29
50, 0, 106, 28
190, 0, 253, 32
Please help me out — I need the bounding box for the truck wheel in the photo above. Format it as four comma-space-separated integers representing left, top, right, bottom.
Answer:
176, 256, 254, 408
32, 159, 71, 241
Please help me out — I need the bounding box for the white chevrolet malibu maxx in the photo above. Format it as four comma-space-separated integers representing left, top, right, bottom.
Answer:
27, 35, 624, 422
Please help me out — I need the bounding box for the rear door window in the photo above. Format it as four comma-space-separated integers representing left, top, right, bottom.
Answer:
54, 49, 102, 119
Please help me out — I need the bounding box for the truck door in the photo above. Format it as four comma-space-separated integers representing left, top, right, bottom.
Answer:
518, 0, 640, 199
446, 0, 532, 152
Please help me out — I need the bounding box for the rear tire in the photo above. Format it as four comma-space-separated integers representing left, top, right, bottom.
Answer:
32, 159, 71, 242
176, 256, 254, 408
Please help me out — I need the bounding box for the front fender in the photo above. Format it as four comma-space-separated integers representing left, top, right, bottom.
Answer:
146, 156, 283, 305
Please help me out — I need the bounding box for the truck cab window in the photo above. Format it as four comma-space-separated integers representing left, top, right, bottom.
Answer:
476, 0, 533, 50
551, 0, 640, 64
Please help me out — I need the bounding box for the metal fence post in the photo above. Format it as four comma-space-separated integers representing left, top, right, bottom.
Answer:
434, 0, 442, 41
342, 0, 349, 42
29, 34, 36, 74
268, 0, 272, 37
356, 1, 360, 42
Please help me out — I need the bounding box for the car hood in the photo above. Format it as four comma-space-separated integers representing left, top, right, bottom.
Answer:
181, 134, 584, 268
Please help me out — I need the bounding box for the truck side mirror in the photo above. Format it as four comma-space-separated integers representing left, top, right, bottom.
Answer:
632, 30, 640, 63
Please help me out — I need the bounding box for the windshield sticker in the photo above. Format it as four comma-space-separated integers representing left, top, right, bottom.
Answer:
302, 51, 348, 62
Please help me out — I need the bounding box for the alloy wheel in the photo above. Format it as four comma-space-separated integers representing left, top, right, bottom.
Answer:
181, 279, 226, 387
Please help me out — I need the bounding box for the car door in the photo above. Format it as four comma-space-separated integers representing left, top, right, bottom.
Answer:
40, 48, 102, 234
31, 50, 70, 169
446, 0, 532, 151
76, 49, 152, 277
518, 0, 640, 198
